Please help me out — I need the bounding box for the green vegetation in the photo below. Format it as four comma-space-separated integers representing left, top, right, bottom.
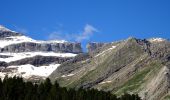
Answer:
115, 68, 150, 95
0, 76, 141, 100
164, 95, 170, 100
115, 61, 162, 95
65, 40, 145, 89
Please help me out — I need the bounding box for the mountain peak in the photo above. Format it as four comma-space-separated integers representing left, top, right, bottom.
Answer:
0, 25, 13, 32
0, 25, 23, 38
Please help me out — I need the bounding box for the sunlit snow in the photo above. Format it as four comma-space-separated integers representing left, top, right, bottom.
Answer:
148, 38, 166, 42
0, 63, 60, 79
61, 73, 75, 78
0, 35, 67, 48
99, 81, 112, 84
0, 52, 77, 63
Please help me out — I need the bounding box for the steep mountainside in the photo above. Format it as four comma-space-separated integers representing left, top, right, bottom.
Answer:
0, 25, 82, 80
50, 37, 170, 100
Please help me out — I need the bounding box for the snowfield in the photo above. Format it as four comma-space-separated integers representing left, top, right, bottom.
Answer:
148, 38, 166, 42
0, 35, 67, 48
0, 52, 77, 63
0, 64, 60, 79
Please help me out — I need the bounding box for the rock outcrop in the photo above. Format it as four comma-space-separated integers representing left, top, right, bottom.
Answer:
0, 25, 22, 38
86, 42, 108, 53
8, 56, 72, 67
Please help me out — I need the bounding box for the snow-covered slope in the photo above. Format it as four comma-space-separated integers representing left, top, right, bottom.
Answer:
0, 64, 60, 79
0, 35, 67, 48
0, 52, 77, 63
148, 38, 166, 42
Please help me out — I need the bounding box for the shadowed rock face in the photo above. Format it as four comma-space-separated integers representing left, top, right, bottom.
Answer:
0, 42, 82, 53
0, 25, 22, 37
0, 31, 22, 38
8, 56, 73, 67
87, 43, 107, 53
0, 61, 8, 67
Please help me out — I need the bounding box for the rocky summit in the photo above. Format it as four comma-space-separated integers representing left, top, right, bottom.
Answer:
1, 25, 170, 100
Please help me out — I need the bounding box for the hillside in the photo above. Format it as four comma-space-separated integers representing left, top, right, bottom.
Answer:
50, 37, 170, 100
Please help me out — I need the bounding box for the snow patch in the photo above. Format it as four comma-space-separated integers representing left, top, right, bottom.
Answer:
61, 73, 75, 78
0, 36, 67, 48
0, 52, 77, 63
0, 63, 60, 79
99, 81, 112, 84
148, 38, 166, 42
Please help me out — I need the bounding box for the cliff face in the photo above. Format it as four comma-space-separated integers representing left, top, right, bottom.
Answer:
0, 42, 82, 53
86, 42, 107, 53
0, 31, 22, 38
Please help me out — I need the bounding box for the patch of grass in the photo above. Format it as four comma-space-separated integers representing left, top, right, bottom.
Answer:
115, 68, 150, 95
115, 61, 162, 95
164, 95, 170, 100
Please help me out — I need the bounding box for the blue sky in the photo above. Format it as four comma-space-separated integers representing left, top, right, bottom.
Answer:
0, 0, 170, 51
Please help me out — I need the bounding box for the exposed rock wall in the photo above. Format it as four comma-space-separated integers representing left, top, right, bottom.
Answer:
0, 42, 82, 53
87, 43, 105, 53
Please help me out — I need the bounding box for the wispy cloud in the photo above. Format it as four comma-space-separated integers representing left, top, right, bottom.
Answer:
48, 24, 98, 42
75, 24, 98, 42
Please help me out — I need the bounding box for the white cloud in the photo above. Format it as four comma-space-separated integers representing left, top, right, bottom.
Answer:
75, 24, 98, 42
48, 24, 98, 42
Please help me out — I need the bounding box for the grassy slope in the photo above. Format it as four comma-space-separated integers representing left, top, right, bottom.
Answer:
65, 39, 145, 88
114, 60, 163, 95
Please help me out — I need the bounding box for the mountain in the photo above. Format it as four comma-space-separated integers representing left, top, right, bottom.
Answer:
1, 25, 170, 100
50, 37, 170, 100
0, 25, 82, 81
